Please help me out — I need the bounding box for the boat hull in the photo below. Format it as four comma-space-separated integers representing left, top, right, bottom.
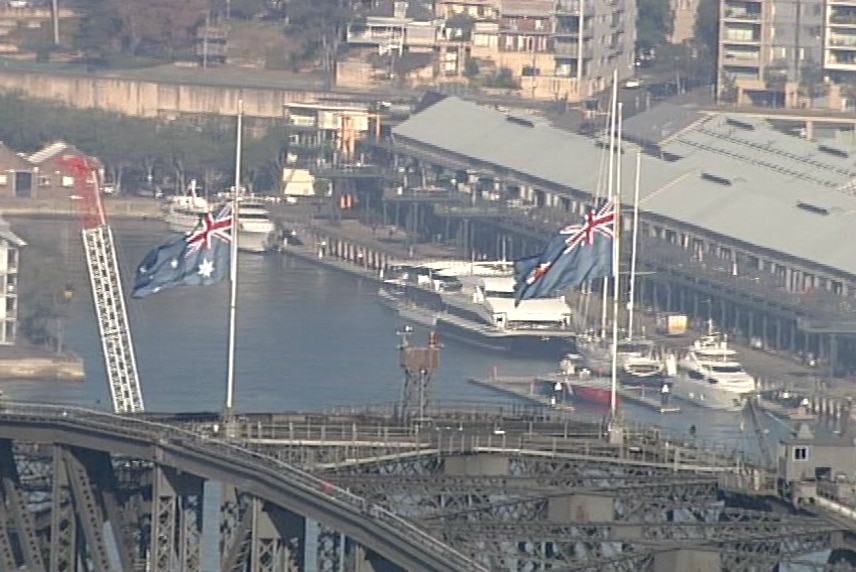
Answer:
435, 317, 574, 358
569, 383, 618, 407
669, 378, 750, 411
238, 230, 277, 253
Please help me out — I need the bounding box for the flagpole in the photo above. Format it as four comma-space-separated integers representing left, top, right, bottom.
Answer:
225, 100, 243, 419
627, 150, 642, 340
601, 70, 619, 339
609, 102, 623, 415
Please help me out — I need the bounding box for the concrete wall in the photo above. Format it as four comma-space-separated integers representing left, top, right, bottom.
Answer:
0, 70, 347, 119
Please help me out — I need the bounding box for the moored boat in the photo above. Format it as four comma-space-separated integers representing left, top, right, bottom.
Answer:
668, 327, 756, 411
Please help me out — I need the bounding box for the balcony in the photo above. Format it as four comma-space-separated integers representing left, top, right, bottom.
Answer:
828, 37, 856, 49
723, 8, 762, 20
829, 14, 856, 27
553, 40, 581, 56
721, 48, 761, 66
555, 0, 595, 16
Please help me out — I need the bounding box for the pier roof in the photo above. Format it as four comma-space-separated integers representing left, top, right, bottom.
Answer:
392, 97, 856, 278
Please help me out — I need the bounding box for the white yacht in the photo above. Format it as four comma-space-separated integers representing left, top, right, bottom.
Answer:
378, 261, 576, 356
668, 331, 756, 411
163, 180, 210, 234
235, 197, 277, 253
575, 334, 665, 386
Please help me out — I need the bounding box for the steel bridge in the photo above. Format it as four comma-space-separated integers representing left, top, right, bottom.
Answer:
0, 402, 854, 572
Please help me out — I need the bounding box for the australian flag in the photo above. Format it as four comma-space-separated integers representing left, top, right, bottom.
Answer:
132, 203, 233, 298
514, 199, 615, 304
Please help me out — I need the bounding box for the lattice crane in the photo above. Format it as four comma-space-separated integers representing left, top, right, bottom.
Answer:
60, 157, 145, 414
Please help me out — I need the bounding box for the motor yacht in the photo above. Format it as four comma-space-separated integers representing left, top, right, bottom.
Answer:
668, 330, 756, 411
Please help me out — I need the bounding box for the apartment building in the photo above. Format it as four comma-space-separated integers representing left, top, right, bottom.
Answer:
342, 0, 635, 101
718, 0, 829, 107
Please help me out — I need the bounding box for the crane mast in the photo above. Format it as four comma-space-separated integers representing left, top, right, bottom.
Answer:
61, 157, 145, 414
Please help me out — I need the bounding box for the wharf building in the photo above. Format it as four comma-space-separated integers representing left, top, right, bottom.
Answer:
371, 95, 856, 375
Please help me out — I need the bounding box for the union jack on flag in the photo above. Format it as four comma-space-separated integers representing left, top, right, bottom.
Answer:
186, 203, 233, 255
514, 199, 616, 304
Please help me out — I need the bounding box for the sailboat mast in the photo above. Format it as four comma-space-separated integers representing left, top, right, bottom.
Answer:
609, 102, 623, 414
627, 150, 642, 340
601, 73, 619, 338
225, 100, 243, 416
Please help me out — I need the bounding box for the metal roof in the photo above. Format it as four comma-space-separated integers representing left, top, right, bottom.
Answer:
28, 141, 69, 165
621, 102, 705, 147
392, 97, 856, 278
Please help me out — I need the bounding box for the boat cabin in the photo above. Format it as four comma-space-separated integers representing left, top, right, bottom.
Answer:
466, 276, 572, 330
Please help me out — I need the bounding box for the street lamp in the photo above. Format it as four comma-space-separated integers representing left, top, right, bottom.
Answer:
55, 284, 74, 356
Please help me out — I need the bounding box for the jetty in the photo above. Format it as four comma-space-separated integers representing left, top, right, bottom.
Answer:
469, 374, 681, 414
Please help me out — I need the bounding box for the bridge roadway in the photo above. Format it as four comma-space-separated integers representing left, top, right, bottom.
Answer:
0, 402, 484, 572
3, 401, 856, 571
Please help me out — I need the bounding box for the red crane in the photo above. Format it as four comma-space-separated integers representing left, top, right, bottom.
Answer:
59, 156, 144, 414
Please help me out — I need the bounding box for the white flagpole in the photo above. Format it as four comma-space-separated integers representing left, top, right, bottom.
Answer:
225, 100, 243, 417
601, 71, 619, 339
627, 150, 642, 340
609, 102, 623, 415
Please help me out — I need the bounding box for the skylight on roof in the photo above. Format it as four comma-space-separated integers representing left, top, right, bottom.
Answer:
818, 144, 849, 159
796, 201, 829, 216
506, 116, 535, 128
701, 172, 732, 186
725, 118, 754, 131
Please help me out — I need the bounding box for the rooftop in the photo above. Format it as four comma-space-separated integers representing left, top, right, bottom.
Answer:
28, 141, 71, 165
392, 96, 856, 278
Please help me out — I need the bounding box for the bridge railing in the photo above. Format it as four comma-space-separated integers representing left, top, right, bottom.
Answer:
0, 402, 490, 572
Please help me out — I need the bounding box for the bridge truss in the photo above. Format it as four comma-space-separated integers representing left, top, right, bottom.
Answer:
0, 404, 855, 572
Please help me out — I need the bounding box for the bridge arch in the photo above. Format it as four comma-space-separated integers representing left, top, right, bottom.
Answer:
0, 402, 486, 572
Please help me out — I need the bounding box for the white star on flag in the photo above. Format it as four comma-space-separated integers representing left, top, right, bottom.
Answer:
198, 258, 215, 278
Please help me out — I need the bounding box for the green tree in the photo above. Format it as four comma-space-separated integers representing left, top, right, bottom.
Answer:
286, 0, 352, 71
693, 0, 719, 58
72, 0, 123, 61
636, 0, 673, 52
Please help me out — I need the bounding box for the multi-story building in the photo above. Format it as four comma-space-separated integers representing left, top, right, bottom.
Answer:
0, 216, 24, 345
717, 0, 826, 107
342, 0, 636, 101
670, 0, 699, 44
437, 0, 636, 100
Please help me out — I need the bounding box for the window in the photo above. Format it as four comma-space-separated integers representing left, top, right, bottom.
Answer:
793, 446, 809, 461
61, 176, 74, 187
38, 176, 51, 187
0, 174, 6, 186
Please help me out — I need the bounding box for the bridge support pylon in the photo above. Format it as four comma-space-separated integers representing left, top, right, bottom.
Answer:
150, 466, 204, 572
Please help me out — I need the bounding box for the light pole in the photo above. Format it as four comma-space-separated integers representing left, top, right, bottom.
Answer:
55, 284, 74, 356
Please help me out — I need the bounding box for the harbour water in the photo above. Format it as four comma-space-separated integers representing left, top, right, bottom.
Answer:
0, 219, 795, 459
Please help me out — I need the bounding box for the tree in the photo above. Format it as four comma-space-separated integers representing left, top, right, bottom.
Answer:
285, 0, 352, 71
72, 0, 123, 61
636, 0, 673, 52
799, 61, 827, 105
111, 0, 210, 55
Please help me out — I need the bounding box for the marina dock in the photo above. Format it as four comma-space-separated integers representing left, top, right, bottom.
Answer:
271, 210, 856, 422
468, 374, 682, 414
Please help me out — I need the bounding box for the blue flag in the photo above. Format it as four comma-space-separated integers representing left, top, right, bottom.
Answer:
132, 203, 233, 298
514, 200, 615, 304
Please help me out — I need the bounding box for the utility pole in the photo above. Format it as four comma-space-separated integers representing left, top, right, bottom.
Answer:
202, 10, 210, 69
50, 0, 60, 45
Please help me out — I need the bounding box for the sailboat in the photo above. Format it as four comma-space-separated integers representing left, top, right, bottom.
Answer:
561, 78, 624, 410
574, 109, 666, 389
